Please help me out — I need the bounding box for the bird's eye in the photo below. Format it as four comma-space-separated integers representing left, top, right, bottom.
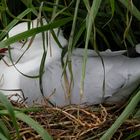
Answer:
19, 39, 27, 44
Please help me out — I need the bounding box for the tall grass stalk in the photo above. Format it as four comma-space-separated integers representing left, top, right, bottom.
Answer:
119, 0, 140, 20
80, 0, 102, 97
66, 0, 80, 100
101, 89, 140, 140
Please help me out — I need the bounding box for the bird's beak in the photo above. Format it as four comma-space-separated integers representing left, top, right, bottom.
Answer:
0, 48, 8, 54
0, 48, 8, 55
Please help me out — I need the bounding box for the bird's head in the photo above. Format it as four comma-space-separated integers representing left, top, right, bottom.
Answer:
0, 18, 67, 63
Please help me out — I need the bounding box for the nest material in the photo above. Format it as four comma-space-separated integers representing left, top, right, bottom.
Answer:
7, 99, 140, 140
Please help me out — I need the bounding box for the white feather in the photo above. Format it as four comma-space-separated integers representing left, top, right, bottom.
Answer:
0, 19, 140, 106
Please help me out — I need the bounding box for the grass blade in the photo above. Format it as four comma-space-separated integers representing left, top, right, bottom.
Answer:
0, 133, 9, 140
119, 0, 140, 20
110, 0, 115, 17
100, 89, 140, 140
0, 120, 11, 140
80, 0, 102, 95
125, 130, 140, 140
0, 93, 20, 139
0, 109, 53, 140
0, 8, 33, 40
15, 111, 53, 140
0, 17, 72, 49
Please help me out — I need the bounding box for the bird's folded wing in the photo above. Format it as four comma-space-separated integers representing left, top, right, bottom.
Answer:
72, 48, 127, 57
104, 72, 126, 97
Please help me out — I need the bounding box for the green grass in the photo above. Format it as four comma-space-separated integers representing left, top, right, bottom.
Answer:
0, 93, 52, 140
0, 0, 140, 139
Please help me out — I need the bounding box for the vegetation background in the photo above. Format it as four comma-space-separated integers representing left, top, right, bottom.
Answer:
0, 0, 140, 139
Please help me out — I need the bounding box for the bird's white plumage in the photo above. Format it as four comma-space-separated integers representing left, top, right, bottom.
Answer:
0, 19, 140, 106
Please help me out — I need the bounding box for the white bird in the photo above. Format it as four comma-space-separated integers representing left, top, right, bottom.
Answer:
0, 19, 140, 106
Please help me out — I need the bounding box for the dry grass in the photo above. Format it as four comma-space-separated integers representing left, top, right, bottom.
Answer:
7, 99, 140, 140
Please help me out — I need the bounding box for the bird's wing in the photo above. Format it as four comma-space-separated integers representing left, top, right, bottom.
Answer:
105, 74, 140, 104
72, 48, 127, 57
104, 72, 127, 98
